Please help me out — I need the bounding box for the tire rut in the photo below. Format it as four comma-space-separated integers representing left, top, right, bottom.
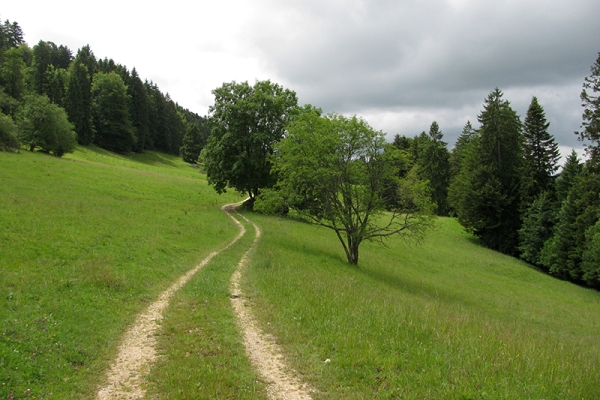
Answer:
96, 202, 312, 399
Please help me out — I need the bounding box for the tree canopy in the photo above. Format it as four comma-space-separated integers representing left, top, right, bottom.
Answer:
269, 111, 434, 265
203, 80, 298, 199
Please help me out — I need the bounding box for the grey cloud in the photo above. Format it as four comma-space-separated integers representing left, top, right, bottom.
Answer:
240, 0, 599, 151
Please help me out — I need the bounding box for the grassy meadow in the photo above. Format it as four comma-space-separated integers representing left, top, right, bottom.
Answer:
0, 147, 245, 398
242, 212, 600, 399
2, 146, 600, 399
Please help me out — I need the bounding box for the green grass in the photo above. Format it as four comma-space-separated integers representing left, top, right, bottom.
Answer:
0, 147, 243, 398
144, 216, 267, 399
3, 145, 600, 399
242, 212, 600, 399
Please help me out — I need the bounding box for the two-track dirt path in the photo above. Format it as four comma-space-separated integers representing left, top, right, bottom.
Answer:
96, 202, 312, 399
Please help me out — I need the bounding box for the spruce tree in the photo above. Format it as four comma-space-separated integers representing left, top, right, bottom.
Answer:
419, 121, 451, 215
521, 97, 560, 205
518, 191, 556, 267
556, 150, 583, 204
127, 68, 150, 152
65, 59, 94, 145
451, 88, 523, 255
180, 123, 205, 163
577, 52, 600, 167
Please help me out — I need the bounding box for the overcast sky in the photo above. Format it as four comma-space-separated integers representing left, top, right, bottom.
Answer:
4, 0, 600, 162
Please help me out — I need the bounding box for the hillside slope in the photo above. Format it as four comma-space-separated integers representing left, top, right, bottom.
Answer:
243, 212, 600, 399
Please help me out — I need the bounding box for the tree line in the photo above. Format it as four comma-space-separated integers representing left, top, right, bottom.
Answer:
0, 16, 209, 159
200, 54, 600, 285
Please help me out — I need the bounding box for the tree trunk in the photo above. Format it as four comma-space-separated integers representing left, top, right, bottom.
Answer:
346, 238, 360, 265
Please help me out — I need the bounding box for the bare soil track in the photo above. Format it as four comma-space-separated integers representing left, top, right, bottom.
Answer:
96, 202, 312, 399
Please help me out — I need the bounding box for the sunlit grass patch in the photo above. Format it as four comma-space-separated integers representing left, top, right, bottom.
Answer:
0, 149, 241, 398
243, 212, 600, 399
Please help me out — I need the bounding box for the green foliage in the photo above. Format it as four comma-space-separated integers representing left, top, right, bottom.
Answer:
274, 112, 434, 265
449, 88, 523, 255
418, 121, 451, 215
517, 191, 556, 267
244, 212, 600, 399
0, 46, 26, 100
582, 217, 600, 287
254, 187, 288, 216
65, 58, 94, 145
0, 110, 19, 151
541, 172, 600, 281
31, 40, 54, 95
203, 80, 298, 199
521, 97, 560, 204
179, 122, 206, 163
17, 94, 76, 156
127, 67, 150, 152
91, 72, 135, 153
556, 149, 583, 204
578, 52, 600, 166
449, 121, 476, 178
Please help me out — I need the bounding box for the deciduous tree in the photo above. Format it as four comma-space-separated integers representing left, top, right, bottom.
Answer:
18, 94, 76, 156
271, 112, 434, 265
91, 72, 134, 153
203, 80, 298, 199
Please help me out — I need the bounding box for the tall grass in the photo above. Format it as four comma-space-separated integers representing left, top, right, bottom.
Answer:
0, 147, 242, 398
242, 213, 600, 399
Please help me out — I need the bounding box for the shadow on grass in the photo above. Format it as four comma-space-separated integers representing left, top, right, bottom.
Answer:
355, 263, 472, 308
78, 145, 179, 168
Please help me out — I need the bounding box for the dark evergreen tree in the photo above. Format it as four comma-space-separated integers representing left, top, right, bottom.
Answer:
75, 45, 97, 79
540, 172, 600, 281
449, 121, 476, 178
0, 18, 24, 64
164, 94, 185, 154
518, 191, 556, 267
52, 45, 72, 69
91, 72, 135, 153
582, 216, 600, 287
392, 134, 413, 151
180, 123, 205, 163
31, 40, 54, 95
556, 150, 583, 204
65, 58, 94, 145
0, 46, 26, 100
418, 121, 451, 215
127, 68, 150, 152
45, 65, 68, 106
521, 97, 560, 205
450, 88, 523, 255
577, 52, 600, 167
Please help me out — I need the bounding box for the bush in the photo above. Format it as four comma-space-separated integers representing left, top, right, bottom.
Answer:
253, 189, 288, 216
18, 94, 76, 157
0, 112, 19, 151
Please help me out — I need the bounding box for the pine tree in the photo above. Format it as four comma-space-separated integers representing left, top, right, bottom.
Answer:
180, 123, 205, 163
521, 97, 560, 205
127, 68, 150, 152
65, 58, 94, 145
0, 46, 26, 100
518, 191, 556, 267
451, 88, 523, 255
419, 121, 451, 215
577, 52, 600, 167
556, 150, 583, 204
31, 40, 53, 95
